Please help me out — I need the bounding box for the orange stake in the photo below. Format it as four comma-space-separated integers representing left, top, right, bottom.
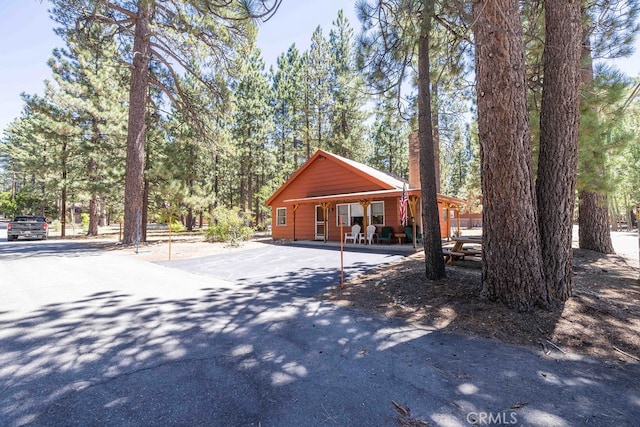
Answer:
168, 214, 172, 261
340, 217, 344, 288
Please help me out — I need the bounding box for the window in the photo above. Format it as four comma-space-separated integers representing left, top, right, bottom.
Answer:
350, 203, 364, 226
336, 202, 385, 226
370, 202, 384, 226
337, 204, 349, 226
276, 207, 286, 226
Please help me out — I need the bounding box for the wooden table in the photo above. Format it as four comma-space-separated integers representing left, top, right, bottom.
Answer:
450, 236, 482, 256
394, 233, 406, 244
442, 236, 482, 264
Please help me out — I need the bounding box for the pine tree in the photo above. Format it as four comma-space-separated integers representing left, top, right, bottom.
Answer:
0, 113, 59, 217
327, 10, 368, 160
578, 0, 640, 253
535, 0, 582, 301
357, 0, 445, 279
609, 80, 640, 228
271, 45, 305, 175
306, 26, 334, 155
368, 96, 409, 177
48, 25, 129, 236
1, 22, 129, 234
232, 44, 274, 221
473, 0, 549, 310
48, 0, 282, 244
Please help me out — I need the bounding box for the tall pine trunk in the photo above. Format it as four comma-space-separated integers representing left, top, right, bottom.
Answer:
60, 139, 67, 238
418, 0, 446, 280
431, 82, 441, 194
87, 120, 100, 237
579, 191, 615, 252
142, 175, 149, 243
122, 1, 151, 244
536, 0, 582, 301
473, 0, 549, 311
88, 191, 99, 236
577, 32, 614, 254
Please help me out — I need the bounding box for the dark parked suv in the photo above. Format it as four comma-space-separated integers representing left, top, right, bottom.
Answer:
7, 215, 49, 241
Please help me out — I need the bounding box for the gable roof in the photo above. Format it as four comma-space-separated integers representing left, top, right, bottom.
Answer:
265, 150, 408, 206
327, 151, 407, 190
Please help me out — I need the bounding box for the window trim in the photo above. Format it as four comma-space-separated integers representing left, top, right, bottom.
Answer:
276, 207, 287, 226
335, 201, 385, 227
369, 201, 385, 226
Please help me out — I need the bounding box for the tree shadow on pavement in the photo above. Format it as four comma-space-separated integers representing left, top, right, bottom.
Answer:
0, 254, 639, 426
328, 247, 640, 366
0, 240, 105, 261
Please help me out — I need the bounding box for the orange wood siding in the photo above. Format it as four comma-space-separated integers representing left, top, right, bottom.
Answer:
268, 152, 455, 241
270, 155, 392, 241
272, 199, 452, 241
276, 156, 385, 202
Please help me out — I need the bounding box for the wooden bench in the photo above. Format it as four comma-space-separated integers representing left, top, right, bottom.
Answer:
460, 248, 482, 256
442, 248, 465, 264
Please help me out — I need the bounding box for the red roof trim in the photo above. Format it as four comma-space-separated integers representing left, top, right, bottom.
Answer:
265, 150, 404, 206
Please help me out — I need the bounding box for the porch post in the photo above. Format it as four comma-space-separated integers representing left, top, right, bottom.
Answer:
321, 202, 331, 242
292, 203, 299, 241
359, 200, 371, 234
408, 195, 419, 248
445, 202, 451, 239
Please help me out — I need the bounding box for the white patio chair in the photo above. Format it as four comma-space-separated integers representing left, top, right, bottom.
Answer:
344, 224, 361, 244
365, 224, 377, 245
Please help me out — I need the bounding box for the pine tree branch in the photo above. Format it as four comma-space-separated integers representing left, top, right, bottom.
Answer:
101, 1, 137, 20
148, 74, 181, 108
149, 42, 227, 101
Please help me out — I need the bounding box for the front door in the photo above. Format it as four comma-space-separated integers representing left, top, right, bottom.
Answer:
315, 205, 325, 240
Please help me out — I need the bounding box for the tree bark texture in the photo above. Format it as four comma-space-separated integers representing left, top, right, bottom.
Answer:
61, 186, 66, 238
100, 197, 107, 227
142, 175, 149, 243
536, 0, 582, 301
61, 139, 67, 238
418, 0, 446, 280
87, 156, 99, 236
578, 190, 615, 253
431, 82, 441, 194
577, 29, 615, 254
88, 192, 99, 236
472, 0, 549, 310
123, 1, 152, 244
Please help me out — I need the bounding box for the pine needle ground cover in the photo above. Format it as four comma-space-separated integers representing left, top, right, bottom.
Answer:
327, 249, 640, 365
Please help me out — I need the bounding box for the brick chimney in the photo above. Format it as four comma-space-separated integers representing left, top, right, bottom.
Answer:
408, 131, 420, 189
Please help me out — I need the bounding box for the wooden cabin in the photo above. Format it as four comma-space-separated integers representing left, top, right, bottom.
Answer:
265, 149, 465, 243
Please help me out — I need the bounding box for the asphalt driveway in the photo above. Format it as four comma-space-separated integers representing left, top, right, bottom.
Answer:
1, 240, 639, 426
155, 243, 405, 298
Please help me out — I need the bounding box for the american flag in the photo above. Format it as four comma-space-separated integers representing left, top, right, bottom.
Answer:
399, 183, 408, 226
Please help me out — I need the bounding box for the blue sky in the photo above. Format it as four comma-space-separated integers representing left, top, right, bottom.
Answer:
1, 0, 638, 134
0, 0, 359, 132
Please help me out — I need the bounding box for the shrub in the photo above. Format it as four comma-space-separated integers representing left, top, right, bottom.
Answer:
80, 213, 89, 229
205, 207, 254, 245
50, 219, 61, 232
0, 191, 17, 218
169, 219, 185, 232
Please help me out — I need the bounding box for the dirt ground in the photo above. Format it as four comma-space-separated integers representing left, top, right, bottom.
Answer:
326, 249, 640, 366
94, 235, 268, 261
99, 234, 640, 366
